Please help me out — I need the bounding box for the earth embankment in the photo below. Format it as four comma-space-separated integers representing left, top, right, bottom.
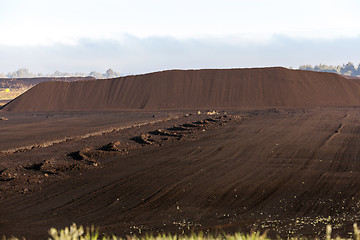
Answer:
3, 68, 360, 112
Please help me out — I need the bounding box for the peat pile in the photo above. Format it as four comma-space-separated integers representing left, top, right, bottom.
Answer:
3, 67, 360, 112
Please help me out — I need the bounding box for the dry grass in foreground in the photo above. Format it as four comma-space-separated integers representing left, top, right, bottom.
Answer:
3, 223, 360, 240
0, 87, 29, 101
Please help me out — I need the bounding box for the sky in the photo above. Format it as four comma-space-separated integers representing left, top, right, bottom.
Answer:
1, 0, 360, 75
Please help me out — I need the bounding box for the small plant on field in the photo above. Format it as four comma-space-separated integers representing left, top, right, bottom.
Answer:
48, 223, 107, 240
354, 223, 360, 240
1, 237, 25, 240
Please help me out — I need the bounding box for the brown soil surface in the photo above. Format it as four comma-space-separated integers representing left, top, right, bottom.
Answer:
3, 68, 360, 112
0, 111, 182, 152
341, 75, 360, 80
2, 68, 360, 239
1, 108, 360, 239
348, 78, 360, 86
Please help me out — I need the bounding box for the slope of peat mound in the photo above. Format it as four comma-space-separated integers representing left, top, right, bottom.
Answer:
3, 68, 360, 112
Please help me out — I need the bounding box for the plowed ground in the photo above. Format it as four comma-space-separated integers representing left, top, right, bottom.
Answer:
1, 108, 360, 239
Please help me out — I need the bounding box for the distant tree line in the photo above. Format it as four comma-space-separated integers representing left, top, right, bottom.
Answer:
299, 62, 360, 76
0, 68, 121, 79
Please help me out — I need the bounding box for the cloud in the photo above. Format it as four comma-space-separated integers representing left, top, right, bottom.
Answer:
0, 34, 360, 75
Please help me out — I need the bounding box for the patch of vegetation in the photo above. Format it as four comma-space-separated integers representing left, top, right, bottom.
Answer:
3, 223, 360, 240
0, 67, 121, 79
0, 87, 29, 100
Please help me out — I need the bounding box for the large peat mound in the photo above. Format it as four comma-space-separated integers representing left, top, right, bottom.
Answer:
2, 67, 360, 112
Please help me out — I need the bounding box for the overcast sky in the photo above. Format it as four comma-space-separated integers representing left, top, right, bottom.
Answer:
1, 0, 360, 74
